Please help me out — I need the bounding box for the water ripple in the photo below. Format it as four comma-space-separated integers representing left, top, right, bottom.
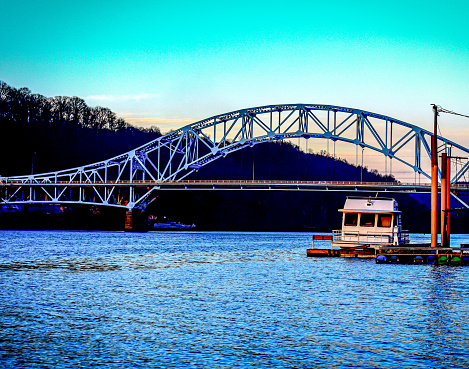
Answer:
1, 231, 469, 368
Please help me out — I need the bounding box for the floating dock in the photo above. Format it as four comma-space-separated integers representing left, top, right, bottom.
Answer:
307, 247, 374, 258
307, 235, 469, 264
307, 245, 469, 262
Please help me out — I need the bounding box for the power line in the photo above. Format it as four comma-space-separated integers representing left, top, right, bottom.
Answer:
434, 105, 469, 119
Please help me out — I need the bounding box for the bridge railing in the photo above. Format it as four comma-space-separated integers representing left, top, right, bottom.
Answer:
4, 178, 469, 188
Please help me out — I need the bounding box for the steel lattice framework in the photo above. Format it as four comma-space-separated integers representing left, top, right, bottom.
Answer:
2, 104, 469, 210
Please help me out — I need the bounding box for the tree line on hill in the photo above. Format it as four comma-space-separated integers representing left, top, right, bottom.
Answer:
0, 81, 161, 175
0, 80, 151, 131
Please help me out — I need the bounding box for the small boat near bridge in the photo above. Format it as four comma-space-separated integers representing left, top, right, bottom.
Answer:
307, 196, 469, 264
331, 197, 409, 248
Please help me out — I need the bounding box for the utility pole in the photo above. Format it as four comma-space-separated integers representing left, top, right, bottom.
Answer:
31, 152, 36, 175
431, 105, 469, 248
361, 147, 364, 182
441, 152, 448, 247
431, 105, 438, 247
252, 146, 255, 180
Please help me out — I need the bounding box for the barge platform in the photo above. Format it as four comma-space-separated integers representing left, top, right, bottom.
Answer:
307, 244, 469, 264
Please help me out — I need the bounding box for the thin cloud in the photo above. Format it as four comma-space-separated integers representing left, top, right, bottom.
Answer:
124, 116, 195, 130
85, 93, 160, 102
119, 112, 150, 118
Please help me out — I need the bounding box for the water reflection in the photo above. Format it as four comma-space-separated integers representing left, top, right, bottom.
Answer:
0, 251, 301, 273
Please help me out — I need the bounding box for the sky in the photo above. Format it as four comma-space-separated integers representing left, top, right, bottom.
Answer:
1, 0, 469, 179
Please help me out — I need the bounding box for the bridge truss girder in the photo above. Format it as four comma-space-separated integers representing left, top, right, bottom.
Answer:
2, 104, 469, 210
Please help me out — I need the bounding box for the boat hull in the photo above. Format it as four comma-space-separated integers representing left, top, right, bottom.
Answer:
151, 222, 195, 231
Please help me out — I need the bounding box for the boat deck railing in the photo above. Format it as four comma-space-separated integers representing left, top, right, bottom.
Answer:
332, 230, 394, 245
333, 229, 411, 246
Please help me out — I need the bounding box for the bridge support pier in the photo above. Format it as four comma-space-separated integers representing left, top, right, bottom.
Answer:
124, 209, 148, 232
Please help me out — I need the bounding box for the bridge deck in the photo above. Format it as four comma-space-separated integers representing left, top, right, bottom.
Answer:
4, 179, 468, 192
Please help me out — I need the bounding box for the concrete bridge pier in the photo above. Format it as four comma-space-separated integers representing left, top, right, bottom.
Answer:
124, 209, 148, 232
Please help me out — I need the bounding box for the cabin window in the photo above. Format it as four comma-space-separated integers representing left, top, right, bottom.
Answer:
378, 214, 392, 227
360, 213, 375, 227
344, 213, 358, 226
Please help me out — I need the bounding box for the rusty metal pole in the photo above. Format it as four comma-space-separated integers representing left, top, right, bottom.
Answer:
441, 153, 447, 247
431, 105, 439, 247
446, 154, 451, 246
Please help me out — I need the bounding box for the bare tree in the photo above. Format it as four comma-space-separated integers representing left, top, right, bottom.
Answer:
90, 106, 116, 130
68, 97, 89, 126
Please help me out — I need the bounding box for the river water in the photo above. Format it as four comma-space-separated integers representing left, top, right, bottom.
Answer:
1, 231, 468, 368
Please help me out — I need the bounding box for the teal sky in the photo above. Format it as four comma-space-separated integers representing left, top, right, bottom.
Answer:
1, 0, 469, 142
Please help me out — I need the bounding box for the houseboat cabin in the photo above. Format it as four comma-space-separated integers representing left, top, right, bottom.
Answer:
332, 197, 409, 248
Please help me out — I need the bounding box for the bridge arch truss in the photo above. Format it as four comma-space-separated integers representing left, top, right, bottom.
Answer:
2, 104, 469, 209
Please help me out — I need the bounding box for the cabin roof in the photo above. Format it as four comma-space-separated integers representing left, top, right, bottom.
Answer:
338, 197, 400, 213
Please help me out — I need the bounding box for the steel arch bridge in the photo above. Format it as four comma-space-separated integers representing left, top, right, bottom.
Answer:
2, 103, 469, 210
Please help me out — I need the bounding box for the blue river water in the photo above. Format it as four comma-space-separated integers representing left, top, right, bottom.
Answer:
1, 231, 469, 368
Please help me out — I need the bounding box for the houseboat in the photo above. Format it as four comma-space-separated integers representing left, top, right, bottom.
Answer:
332, 197, 409, 249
